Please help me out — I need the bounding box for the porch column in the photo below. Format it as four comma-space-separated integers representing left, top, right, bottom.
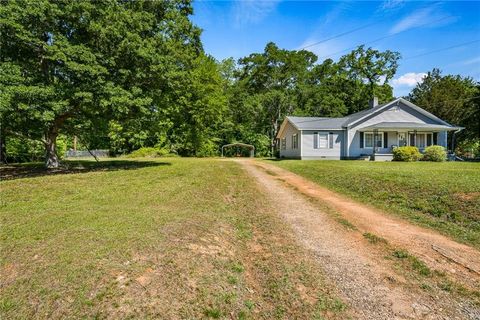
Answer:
373, 129, 378, 154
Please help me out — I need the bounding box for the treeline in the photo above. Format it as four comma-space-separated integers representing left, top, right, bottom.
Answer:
1, 0, 479, 167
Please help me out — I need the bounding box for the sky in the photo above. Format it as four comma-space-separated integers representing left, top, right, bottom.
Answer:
191, 0, 480, 97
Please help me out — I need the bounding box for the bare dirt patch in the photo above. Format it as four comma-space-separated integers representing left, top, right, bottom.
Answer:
238, 159, 480, 320
456, 192, 480, 201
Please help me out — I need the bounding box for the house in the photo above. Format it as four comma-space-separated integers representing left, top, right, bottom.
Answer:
276, 97, 463, 161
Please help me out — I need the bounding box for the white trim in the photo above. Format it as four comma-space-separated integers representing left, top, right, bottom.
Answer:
292, 133, 299, 149
397, 131, 407, 147
300, 130, 303, 158
363, 131, 384, 149
317, 133, 329, 149
346, 98, 453, 128
408, 132, 434, 149
346, 99, 401, 128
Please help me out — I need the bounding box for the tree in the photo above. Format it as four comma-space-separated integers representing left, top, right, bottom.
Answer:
0, 0, 201, 167
236, 42, 317, 155
339, 45, 400, 101
167, 54, 227, 156
408, 69, 480, 141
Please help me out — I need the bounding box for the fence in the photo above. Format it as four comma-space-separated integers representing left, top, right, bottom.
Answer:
65, 149, 110, 158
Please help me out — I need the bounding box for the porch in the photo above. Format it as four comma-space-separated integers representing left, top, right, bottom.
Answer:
359, 122, 463, 161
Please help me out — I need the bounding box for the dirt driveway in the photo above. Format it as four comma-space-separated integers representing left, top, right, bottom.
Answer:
237, 159, 480, 320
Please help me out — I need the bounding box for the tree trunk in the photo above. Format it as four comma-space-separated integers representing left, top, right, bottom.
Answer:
45, 127, 59, 168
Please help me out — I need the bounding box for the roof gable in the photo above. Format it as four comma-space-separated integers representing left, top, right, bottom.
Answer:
343, 98, 451, 128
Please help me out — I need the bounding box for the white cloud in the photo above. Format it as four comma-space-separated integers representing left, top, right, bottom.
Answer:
461, 56, 480, 66
380, 0, 406, 11
392, 72, 427, 87
390, 4, 457, 34
232, 0, 281, 27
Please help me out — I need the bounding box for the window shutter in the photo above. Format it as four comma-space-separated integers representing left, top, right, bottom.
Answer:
360, 132, 364, 148
433, 133, 438, 145
427, 134, 432, 146
329, 133, 334, 148
384, 132, 388, 148
313, 132, 318, 149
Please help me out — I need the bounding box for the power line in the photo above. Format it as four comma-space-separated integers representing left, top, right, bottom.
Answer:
299, 21, 379, 50
403, 40, 480, 60
317, 15, 452, 60
298, 2, 444, 53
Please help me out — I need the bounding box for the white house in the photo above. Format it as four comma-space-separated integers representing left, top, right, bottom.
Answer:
276, 98, 463, 161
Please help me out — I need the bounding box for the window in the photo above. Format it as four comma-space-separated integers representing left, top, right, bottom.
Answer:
281, 138, 286, 150
416, 134, 426, 148
318, 133, 328, 148
291, 134, 298, 149
409, 133, 433, 149
364, 132, 383, 149
314, 132, 333, 149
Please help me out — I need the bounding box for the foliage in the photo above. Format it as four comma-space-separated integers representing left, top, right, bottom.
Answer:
338, 45, 400, 102
5, 137, 44, 163
271, 160, 480, 248
408, 69, 480, 142
125, 147, 171, 158
226, 42, 399, 156
0, 0, 201, 167
455, 138, 480, 159
0, 0, 403, 164
392, 146, 422, 162
422, 145, 447, 162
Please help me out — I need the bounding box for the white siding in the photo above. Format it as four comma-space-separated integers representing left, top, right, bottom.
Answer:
302, 130, 343, 159
347, 102, 448, 157
279, 121, 301, 158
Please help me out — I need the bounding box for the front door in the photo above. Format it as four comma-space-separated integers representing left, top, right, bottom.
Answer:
397, 132, 407, 147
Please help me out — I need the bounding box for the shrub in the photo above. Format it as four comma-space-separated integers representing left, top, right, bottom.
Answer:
126, 147, 170, 158
392, 146, 422, 162
422, 145, 447, 162
456, 138, 480, 159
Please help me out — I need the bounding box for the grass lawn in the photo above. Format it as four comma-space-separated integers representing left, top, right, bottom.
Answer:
269, 160, 480, 248
0, 158, 347, 319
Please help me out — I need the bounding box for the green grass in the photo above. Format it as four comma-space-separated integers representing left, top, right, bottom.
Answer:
363, 232, 388, 244
0, 158, 347, 319
269, 160, 480, 248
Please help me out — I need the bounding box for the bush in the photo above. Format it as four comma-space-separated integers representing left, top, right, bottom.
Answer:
126, 147, 170, 158
456, 138, 480, 159
6, 137, 44, 163
422, 145, 447, 162
392, 146, 422, 162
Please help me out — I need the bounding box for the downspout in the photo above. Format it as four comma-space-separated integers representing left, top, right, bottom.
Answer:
344, 129, 349, 159
299, 130, 303, 160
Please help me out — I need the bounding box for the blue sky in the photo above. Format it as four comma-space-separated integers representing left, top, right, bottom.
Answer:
191, 0, 480, 97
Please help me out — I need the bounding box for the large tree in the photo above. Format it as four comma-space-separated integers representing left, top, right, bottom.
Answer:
0, 0, 201, 167
338, 45, 400, 103
235, 42, 317, 155
408, 69, 480, 141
